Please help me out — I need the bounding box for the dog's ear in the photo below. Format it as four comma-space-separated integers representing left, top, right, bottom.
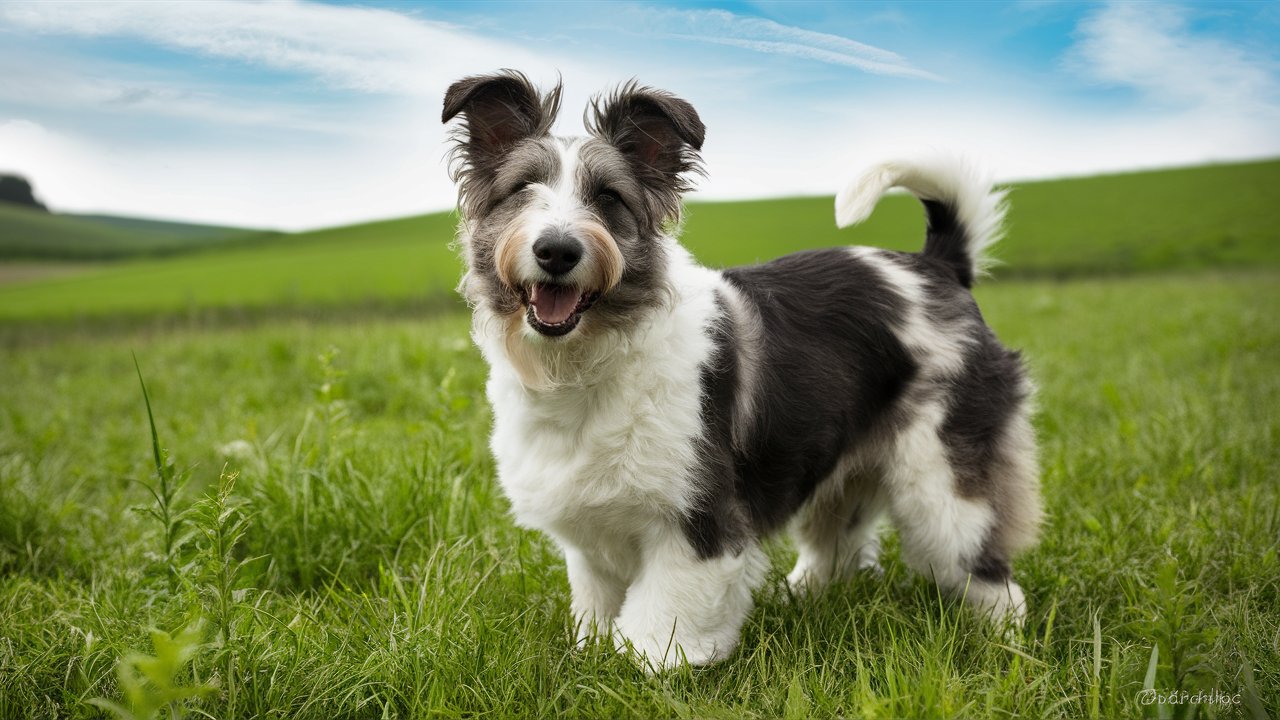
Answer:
444, 70, 561, 214
589, 82, 705, 219
443, 70, 559, 158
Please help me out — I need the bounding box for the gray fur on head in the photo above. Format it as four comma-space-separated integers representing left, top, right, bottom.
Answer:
444, 69, 564, 219
587, 81, 706, 227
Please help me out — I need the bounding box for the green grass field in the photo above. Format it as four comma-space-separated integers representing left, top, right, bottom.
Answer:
1, 161, 1278, 718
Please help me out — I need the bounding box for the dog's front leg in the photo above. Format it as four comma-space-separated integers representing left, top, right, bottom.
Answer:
613, 529, 767, 671
564, 546, 627, 644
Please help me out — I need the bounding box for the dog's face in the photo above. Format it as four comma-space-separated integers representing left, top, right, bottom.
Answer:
444, 71, 704, 339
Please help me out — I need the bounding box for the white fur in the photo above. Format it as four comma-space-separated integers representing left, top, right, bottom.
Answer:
717, 281, 764, 452
512, 138, 606, 290
884, 401, 1026, 624
836, 155, 1009, 277
883, 402, 993, 583
849, 246, 974, 378
613, 527, 767, 669
477, 243, 764, 670
786, 453, 887, 592
480, 253, 714, 532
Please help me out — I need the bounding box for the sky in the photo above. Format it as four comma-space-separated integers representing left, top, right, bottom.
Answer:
0, 0, 1277, 231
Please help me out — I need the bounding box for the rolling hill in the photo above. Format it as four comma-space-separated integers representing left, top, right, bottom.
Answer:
0, 203, 269, 260
0, 159, 1276, 323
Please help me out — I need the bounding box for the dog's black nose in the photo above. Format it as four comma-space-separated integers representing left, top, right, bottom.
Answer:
532, 231, 583, 277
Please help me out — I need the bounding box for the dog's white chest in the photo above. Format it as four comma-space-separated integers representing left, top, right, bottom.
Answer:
474, 256, 725, 547
486, 368, 704, 543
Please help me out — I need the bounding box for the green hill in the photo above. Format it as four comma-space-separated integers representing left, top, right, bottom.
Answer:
0, 204, 267, 260
681, 159, 1280, 276
0, 212, 462, 321
1, 159, 1276, 322
66, 213, 260, 241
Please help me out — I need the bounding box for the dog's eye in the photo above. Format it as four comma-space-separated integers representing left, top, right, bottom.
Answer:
596, 189, 623, 206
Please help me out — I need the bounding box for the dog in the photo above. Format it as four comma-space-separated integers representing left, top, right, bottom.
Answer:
442, 70, 1043, 670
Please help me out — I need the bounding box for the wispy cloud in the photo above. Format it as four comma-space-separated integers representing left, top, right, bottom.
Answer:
0, 0, 565, 97
1068, 2, 1280, 114
0, 49, 365, 137
648, 8, 943, 81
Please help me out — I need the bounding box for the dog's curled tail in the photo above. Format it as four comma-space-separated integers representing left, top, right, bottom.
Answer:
835, 155, 1008, 287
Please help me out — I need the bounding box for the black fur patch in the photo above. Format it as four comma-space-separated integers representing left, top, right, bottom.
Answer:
921, 198, 973, 288
969, 548, 1012, 583
681, 250, 919, 555
682, 291, 750, 559
940, 332, 1029, 499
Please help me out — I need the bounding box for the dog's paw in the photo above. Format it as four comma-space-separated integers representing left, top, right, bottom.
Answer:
785, 564, 826, 595
571, 616, 613, 649
612, 626, 731, 672
966, 580, 1028, 638
786, 554, 882, 595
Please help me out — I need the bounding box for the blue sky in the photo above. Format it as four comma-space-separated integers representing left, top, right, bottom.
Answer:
1, 0, 1277, 230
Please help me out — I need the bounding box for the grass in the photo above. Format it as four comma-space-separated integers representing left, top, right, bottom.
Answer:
1, 160, 1277, 717
0, 261, 96, 287
1, 268, 1277, 718
1, 159, 1277, 323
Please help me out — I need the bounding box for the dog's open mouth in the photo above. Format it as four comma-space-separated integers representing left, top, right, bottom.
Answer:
523, 283, 600, 337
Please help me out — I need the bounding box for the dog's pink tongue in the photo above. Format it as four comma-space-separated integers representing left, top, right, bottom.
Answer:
530, 284, 579, 324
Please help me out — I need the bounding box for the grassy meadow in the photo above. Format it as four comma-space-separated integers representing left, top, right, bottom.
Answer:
1, 160, 1278, 718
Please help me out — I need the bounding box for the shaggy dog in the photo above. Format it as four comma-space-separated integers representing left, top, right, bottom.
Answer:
442, 70, 1042, 670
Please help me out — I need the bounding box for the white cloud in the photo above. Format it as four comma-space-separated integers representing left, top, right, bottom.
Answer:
695, 96, 1280, 206
0, 116, 455, 231
648, 8, 943, 81
1068, 2, 1280, 115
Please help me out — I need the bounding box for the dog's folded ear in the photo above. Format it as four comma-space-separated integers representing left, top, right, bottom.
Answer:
443, 70, 562, 215
589, 82, 705, 209
443, 69, 561, 160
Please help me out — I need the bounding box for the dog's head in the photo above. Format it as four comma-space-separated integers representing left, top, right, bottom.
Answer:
443, 70, 704, 341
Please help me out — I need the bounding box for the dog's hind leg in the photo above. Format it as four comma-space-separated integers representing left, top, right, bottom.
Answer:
787, 467, 887, 594
883, 402, 1033, 625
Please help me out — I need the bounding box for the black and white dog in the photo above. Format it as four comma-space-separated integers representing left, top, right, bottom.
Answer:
442, 70, 1042, 670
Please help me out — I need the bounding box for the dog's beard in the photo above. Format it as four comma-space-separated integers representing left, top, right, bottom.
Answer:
493, 308, 627, 391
